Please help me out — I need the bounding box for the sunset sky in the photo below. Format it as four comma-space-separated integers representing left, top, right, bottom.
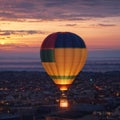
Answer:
0, 0, 120, 60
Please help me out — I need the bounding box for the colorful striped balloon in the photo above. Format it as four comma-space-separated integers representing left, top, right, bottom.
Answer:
40, 32, 87, 91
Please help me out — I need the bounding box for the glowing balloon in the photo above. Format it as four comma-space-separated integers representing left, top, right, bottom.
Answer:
40, 32, 87, 91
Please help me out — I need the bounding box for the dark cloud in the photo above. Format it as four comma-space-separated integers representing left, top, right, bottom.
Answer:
44, 0, 74, 7
0, 0, 120, 20
0, 43, 39, 49
0, 31, 11, 36
14, 2, 35, 9
90, 23, 116, 27
98, 23, 116, 27
0, 43, 28, 48
0, 12, 17, 18
67, 17, 91, 21
0, 30, 46, 36
65, 24, 77, 26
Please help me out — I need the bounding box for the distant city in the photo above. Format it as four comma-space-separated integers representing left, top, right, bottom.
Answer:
0, 70, 120, 120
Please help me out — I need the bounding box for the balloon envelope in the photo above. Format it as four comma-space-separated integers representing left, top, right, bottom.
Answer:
40, 32, 87, 91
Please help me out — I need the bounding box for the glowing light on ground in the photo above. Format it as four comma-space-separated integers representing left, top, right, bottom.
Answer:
60, 97, 69, 108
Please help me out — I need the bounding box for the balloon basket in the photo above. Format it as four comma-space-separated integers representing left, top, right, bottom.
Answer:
59, 91, 69, 110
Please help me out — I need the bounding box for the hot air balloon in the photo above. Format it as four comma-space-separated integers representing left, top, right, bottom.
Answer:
40, 32, 87, 107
